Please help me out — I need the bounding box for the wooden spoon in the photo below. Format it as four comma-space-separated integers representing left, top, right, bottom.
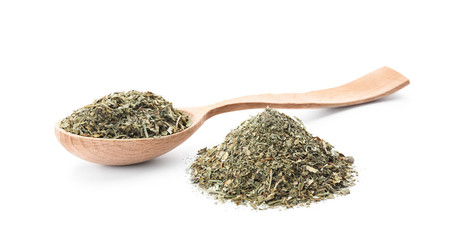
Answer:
55, 66, 409, 165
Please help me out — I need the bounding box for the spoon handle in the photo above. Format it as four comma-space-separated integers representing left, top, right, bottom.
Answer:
193, 66, 409, 120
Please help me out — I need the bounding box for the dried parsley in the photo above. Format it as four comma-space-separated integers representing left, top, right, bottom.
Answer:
60, 90, 191, 139
190, 108, 356, 209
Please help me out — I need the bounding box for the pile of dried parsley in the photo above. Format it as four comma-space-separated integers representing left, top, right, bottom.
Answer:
60, 90, 191, 139
190, 108, 356, 209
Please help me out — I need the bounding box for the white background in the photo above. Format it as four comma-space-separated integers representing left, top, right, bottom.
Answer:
1, 1, 465, 239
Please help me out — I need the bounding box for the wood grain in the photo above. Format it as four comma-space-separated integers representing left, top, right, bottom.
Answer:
55, 66, 409, 165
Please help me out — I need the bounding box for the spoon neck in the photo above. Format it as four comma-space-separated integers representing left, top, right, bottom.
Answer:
185, 94, 316, 123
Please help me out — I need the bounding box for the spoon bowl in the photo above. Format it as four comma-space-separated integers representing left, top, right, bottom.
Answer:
54, 110, 204, 165
55, 66, 409, 165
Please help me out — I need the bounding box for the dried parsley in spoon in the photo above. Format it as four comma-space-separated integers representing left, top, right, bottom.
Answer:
60, 90, 191, 139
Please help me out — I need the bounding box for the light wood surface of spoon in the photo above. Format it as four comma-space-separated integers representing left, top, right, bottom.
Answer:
55, 66, 409, 165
